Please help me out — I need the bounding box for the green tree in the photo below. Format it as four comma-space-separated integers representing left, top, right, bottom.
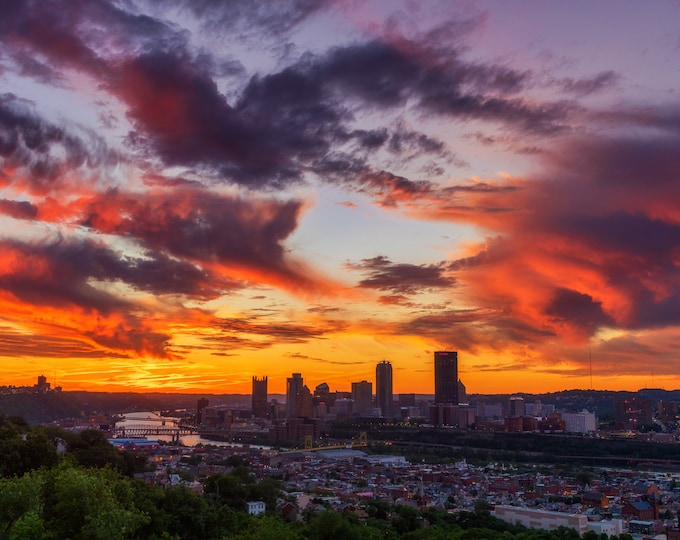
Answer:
43, 464, 148, 539
204, 473, 248, 510
9, 511, 46, 540
0, 473, 44, 538
160, 486, 209, 540
230, 515, 302, 540
304, 511, 364, 540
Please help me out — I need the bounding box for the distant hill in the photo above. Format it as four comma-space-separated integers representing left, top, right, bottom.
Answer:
0, 391, 252, 424
471, 388, 680, 418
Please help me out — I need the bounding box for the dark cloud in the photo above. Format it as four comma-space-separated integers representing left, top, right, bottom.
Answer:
0, 93, 117, 193
70, 188, 316, 291
350, 255, 455, 295
436, 130, 680, 349
0, 198, 38, 220
388, 127, 446, 156
0, 2, 575, 195
153, 0, 326, 38
544, 288, 614, 334
558, 71, 619, 96
210, 314, 347, 347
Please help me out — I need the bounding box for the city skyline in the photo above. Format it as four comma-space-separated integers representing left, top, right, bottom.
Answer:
1, 2, 680, 394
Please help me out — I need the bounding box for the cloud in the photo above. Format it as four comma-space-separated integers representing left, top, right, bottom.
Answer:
0, 94, 117, 195
557, 71, 620, 96
348, 255, 455, 296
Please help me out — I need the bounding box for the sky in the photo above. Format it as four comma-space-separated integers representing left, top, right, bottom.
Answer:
1, 0, 680, 395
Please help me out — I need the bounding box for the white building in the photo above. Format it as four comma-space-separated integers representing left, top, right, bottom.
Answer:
585, 519, 623, 536
562, 409, 598, 433
493, 505, 586, 535
247, 501, 266, 516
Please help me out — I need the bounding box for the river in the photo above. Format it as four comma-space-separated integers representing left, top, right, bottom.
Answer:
115, 411, 272, 449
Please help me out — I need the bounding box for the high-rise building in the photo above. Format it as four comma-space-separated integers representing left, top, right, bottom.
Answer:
351, 380, 373, 416
434, 351, 458, 404
196, 398, 209, 424
508, 396, 525, 417
295, 385, 314, 418
376, 360, 393, 418
252, 376, 268, 418
286, 373, 304, 418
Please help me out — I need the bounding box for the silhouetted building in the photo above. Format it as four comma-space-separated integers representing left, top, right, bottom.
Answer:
538, 413, 565, 433
252, 376, 268, 418
615, 397, 654, 430
314, 382, 330, 404
286, 373, 304, 418
434, 351, 458, 404
430, 404, 475, 427
269, 417, 320, 443
458, 379, 467, 404
197, 398, 209, 424
508, 396, 525, 417
351, 380, 373, 416
35, 375, 50, 394
376, 360, 394, 418
295, 385, 313, 418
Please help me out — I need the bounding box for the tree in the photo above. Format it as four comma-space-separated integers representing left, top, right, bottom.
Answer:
204, 473, 248, 510
304, 511, 364, 540
230, 515, 302, 540
160, 486, 209, 540
0, 473, 44, 538
42, 464, 148, 539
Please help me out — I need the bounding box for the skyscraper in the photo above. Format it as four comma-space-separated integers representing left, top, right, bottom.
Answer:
286, 373, 304, 418
376, 360, 393, 418
252, 376, 268, 418
434, 351, 458, 405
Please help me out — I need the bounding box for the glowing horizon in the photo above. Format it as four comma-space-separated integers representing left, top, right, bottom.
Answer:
1, 1, 680, 395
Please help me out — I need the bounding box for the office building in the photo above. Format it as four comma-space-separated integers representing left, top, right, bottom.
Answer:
252, 376, 268, 418
286, 373, 304, 418
351, 380, 373, 416
434, 351, 458, 404
376, 360, 394, 418
615, 397, 653, 430
196, 398, 209, 425
508, 396, 525, 417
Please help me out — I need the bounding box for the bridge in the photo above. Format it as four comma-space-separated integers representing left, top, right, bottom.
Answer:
111, 425, 199, 444
279, 432, 368, 454
110, 424, 266, 445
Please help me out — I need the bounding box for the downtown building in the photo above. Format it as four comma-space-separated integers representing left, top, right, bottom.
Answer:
252, 376, 268, 418
376, 360, 394, 418
351, 380, 373, 417
434, 351, 458, 404
286, 373, 305, 419
430, 351, 475, 427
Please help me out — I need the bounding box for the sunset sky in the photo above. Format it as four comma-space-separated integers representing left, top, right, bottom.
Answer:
1, 0, 679, 395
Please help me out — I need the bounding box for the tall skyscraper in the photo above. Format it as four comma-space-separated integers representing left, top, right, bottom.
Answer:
286, 373, 304, 418
434, 351, 458, 404
252, 376, 268, 418
351, 380, 373, 417
376, 360, 393, 418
